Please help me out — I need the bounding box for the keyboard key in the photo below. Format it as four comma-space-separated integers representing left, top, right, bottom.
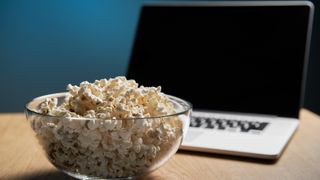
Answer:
252, 122, 261, 128
206, 123, 215, 129
217, 125, 226, 130
240, 123, 250, 132
230, 120, 239, 128
255, 122, 268, 130
190, 117, 201, 127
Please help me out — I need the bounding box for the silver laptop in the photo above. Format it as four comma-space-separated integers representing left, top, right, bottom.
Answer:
127, 1, 314, 159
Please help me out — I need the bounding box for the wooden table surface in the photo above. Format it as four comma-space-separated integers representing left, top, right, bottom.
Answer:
1, 109, 320, 180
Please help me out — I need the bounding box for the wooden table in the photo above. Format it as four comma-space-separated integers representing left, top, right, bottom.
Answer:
1, 109, 320, 180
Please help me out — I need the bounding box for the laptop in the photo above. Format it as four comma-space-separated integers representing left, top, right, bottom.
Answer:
127, 1, 314, 159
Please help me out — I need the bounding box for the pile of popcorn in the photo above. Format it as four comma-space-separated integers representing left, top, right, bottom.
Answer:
31, 76, 183, 178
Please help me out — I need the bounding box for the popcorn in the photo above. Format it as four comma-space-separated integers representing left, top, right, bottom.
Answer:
31, 76, 184, 178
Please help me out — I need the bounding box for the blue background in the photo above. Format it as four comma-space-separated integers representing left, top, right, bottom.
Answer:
1, 0, 319, 114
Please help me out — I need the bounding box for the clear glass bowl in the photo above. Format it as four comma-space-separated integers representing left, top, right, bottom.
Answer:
25, 92, 191, 179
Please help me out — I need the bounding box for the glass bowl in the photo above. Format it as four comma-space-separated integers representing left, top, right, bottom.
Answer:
25, 92, 191, 179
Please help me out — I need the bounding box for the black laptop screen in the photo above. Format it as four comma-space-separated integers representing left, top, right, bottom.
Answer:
127, 4, 311, 118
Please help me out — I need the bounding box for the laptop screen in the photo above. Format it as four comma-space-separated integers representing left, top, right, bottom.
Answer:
127, 3, 312, 118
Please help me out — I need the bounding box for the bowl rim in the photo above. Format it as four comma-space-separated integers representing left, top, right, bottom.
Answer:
25, 92, 192, 121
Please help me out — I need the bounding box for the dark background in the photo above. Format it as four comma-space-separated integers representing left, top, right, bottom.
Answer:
0, 0, 319, 115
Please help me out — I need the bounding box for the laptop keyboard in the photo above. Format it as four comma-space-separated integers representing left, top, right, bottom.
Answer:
190, 117, 269, 134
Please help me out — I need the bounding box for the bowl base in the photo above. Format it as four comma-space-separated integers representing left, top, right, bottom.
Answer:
62, 170, 136, 180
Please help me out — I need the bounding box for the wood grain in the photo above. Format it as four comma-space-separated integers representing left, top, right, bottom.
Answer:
1, 109, 320, 180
